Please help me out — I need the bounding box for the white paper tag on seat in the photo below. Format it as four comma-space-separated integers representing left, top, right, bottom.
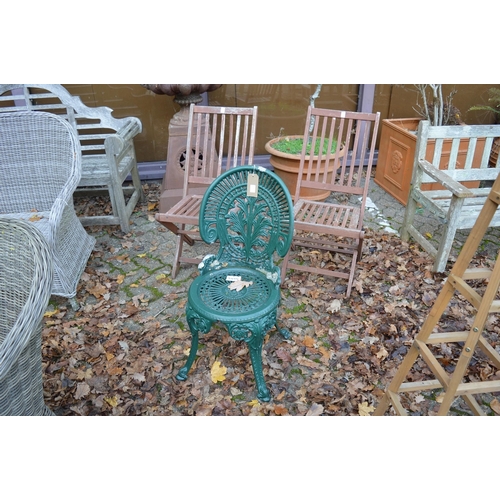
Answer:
226, 275, 241, 282
247, 173, 259, 197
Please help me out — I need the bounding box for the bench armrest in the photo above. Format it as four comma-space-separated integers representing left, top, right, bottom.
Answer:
418, 159, 474, 198
116, 117, 142, 142
104, 117, 142, 155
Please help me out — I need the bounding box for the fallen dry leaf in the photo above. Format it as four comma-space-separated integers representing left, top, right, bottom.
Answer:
274, 405, 288, 415
303, 336, 316, 348
228, 280, 253, 291
306, 403, 324, 416
358, 401, 375, 416
490, 398, 500, 415
43, 309, 59, 318
75, 382, 90, 400
327, 299, 342, 313
211, 361, 227, 383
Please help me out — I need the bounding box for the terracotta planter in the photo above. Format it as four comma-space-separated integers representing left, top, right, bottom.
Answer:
265, 135, 345, 201
374, 118, 486, 205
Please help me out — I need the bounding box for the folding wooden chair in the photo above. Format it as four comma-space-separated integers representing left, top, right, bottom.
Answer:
280, 107, 380, 297
155, 104, 258, 278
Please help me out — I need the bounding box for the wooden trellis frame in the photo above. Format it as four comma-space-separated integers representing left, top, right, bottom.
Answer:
375, 173, 500, 416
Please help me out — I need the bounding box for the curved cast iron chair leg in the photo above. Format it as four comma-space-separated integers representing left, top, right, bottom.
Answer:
275, 320, 291, 340
247, 330, 271, 402
176, 328, 200, 381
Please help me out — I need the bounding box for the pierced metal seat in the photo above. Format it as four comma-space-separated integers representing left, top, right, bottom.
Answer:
0, 218, 54, 416
176, 166, 294, 402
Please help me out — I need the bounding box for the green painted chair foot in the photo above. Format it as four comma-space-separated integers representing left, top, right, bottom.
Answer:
277, 324, 291, 340
257, 387, 271, 402
176, 368, 188, 381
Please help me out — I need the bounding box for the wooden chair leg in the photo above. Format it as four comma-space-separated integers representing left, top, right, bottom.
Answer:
130, 164, 145, 203
432, 199, 465, 273
280, 251, 291, 286
171, 225, 198, 278
400, 194, 418, 242
346, 257, 357, 298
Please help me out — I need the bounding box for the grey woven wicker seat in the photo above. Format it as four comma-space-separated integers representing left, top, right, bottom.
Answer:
0, 218, 54, 415
0, 111, 95, 299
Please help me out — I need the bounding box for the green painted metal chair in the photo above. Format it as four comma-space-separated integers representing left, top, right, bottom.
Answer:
176, 165, 294, 402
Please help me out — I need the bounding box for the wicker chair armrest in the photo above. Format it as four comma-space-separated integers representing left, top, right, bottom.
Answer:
0, 220, 52, 380
0, 312, 43, 380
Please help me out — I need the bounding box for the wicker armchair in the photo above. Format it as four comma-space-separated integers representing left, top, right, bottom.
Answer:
0, 218, 54, 415
0, 111, 95, 299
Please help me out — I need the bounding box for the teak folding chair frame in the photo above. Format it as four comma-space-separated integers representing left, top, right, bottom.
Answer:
156, 104, 258, 278
281, 107, 380, 297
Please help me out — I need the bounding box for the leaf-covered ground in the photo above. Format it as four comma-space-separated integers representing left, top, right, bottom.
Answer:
41, 183, 500, 416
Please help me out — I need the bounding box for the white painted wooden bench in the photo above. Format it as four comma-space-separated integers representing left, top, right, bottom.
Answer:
0, 84, 144, 233
401, 119, 500, 272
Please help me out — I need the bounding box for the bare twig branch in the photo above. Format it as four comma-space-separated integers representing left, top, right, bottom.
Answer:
309, 84, 322, 134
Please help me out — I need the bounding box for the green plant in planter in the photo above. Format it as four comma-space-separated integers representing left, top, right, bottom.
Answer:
268, 84, 340, 156
271, 136, 338, 156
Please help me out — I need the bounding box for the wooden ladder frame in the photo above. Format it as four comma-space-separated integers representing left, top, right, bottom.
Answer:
375, 172, 500, 416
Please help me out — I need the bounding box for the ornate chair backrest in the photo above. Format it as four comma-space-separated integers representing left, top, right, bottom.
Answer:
199, 166, 293, 279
